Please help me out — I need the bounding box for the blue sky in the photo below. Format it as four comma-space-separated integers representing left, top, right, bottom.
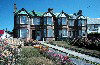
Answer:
0, 0, 100, 31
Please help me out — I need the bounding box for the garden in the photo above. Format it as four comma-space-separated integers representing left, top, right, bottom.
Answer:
46, 38, 100, 58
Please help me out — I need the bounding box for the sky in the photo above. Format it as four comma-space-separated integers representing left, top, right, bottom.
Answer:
0, 0, 100, 31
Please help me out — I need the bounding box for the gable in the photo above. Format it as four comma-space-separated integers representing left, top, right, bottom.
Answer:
78, 15, 86, 19
18, 11, 28, 14
43, 12, 52, 17
58, 13, 66, 18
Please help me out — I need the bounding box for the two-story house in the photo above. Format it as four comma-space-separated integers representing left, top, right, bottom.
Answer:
13, 4, 87, 41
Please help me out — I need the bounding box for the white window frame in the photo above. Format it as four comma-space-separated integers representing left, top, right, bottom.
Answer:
20, 16, 28, 24
32, 17, 40, 25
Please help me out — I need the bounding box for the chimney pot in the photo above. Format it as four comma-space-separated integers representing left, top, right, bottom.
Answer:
48, 8, 53, 13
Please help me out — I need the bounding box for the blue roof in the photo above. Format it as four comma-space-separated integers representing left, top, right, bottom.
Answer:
87, 18, 100, 24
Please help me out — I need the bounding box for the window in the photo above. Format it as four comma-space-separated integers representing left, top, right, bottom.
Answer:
36, 31, 41, 40
21, 16, 27, 24
33, 17, 40, 25
81, 20, 86, 26
20, 29, 28, 38
95, 25, 98, 29
82, 30, 85, 36
68, 20, 74, 26
62, 18, 67, 25
47, 29, 54, 37
62, 29, 67, 37
68, 31, 71, 36
58, 18, 61, 25
44, 17, 47, 25
59, 30, 62, 37
44, 29, 46, 37
47, 17, 53, 25
79, 30, 82, 36
78, 20, 82, 26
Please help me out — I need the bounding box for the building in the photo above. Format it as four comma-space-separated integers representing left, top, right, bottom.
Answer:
0, 30, 12, 39
13, 4, 87, 41
87, 18, 100, 34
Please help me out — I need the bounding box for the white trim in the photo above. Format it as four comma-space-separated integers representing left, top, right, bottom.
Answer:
20, 16, 27, 24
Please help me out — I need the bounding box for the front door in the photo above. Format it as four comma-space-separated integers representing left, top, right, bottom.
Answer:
32, 30, 36, 40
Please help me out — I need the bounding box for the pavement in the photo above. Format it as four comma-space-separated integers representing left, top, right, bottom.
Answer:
40, 41, 100, 64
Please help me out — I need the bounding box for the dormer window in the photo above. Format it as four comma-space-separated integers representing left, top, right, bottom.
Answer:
33, 17, 40, 25
21, 16, 27, 24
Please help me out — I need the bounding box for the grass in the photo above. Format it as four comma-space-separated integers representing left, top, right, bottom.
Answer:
19, 46, 57, 65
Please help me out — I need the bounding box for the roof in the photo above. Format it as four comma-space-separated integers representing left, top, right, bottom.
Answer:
35, 12, 44, 16
15, 9, 86, 19
87, 18, 100, 24
0, 30, 4, 34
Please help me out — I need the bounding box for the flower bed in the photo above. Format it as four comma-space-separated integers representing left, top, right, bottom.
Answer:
47, 41, 100, 59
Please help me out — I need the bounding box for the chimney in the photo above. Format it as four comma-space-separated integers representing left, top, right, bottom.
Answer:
48, 8, 53, 13
14, 4, 17, 13
62, 10, 64, 13
77, 10, 82, 15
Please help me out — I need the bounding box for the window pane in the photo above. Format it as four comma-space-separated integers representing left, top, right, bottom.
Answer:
44, 29, 46, 37
47, 29, 54, 37
62, 29, 67, 36
20, 29, 27, 38
21, 16, 27, 24
58, 18, 61, 25
36, 31, 41, 40
47, 17, 53, 25
82, 30, 85, 36
44, 17, 47, 25
82, 20, 85, 26
59, 30, 62, 36
79, 30, 82, 36
33, 17, 40, 25
68, 20, 74, 26
78, 20, 82, 26
62, 18, 67, 25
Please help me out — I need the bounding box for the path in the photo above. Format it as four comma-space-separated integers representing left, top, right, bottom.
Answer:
40, 41, 100, 64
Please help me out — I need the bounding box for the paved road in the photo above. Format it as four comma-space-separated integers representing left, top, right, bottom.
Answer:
40, 41, 100, 64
